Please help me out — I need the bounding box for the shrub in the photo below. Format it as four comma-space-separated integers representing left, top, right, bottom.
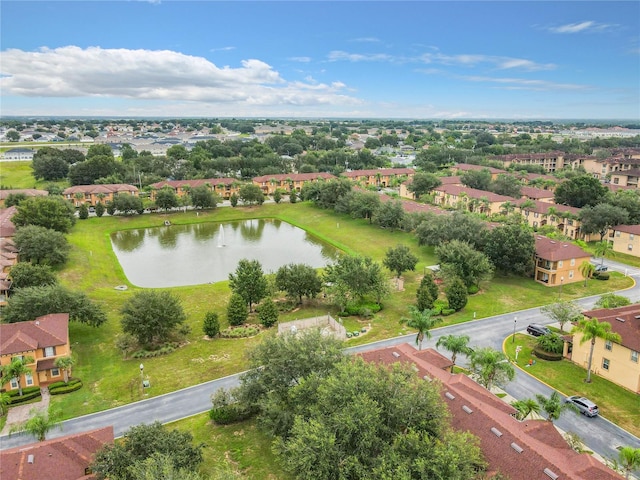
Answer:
533, 348, 563, 361
209, 404, 256, 425
536, 333, 564, 354
467, 285, 479, 295
227, 293, 248, 326
49, 379, 83, 395
258, 298, 279, 328
342, 302, 381, 317
441, 308, 455, 316
8, 387, 41, 405
445, 277, 468, 311
203, 312, 220, 338
220, 325, 260, 338
594, 272, 610, 281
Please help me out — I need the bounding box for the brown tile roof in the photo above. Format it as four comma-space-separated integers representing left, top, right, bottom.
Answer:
520, 186, 555, 200
0, 206, 17, 238
534, 236, 590, 262
150, 177, 237, 189
359, 344, 622, 480
581, 304, 640, 352
517, 199, 581, 217
613, 224, 640, 235
0, 426, 114, 480
611, 168, 640, 178
0, 189, 49, 201
489, 151, 566, 162
342, 167, 415, 178
374, 190, 449, 216
439, 175, 462, 185
63, 184, 138, 195
252, 172, 336, 183
434, 184, 518, 203
453, 163, 506, 174
0, 314, 69, 356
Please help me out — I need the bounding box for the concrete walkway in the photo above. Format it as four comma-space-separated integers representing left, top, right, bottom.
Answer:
1, 387, 50, 436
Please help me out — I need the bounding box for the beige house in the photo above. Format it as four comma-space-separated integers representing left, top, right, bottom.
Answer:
609, 168, 640, 188
0, 189, 48, 207
609, 224, 640, 257
432, 184, 517, 215
516, 200, 585, 240
0, 313, 71, 388
341, 168, 415, 188
533, 236, 591, 287
252, 172, 336, 195
63, 184, 139, 207
150, 177, 239, 200
572, 305, 640, 393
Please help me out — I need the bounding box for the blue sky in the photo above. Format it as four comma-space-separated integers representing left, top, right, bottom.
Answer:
1, 1, 639, 119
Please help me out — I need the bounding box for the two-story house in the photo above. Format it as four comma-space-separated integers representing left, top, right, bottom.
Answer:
252, 172, 336, 195
533, 236, 591, 287
572, 305, 640, 393
609, 224, 640, 258
432, 184, 517, 215
341, 168, 415, 188
516, 200, 590, 240
63, 184, 139, 207
0, 313, 71, 388
150, 177, 239, 201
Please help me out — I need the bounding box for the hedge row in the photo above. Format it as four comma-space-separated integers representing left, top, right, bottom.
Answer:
49, 379, 83, 395
533, 348, 563, 361
209, 405, 257, 425
7, 386, 42, 405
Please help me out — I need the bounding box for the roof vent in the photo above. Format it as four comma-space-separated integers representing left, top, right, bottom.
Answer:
462, 405, 473, 414
27, 454, 34, 464
511, 443, 523, 453
445, 392, 455, 400
422, 375, 432, 382
35, 321, 40, 326
634, 315, 640, 320
616, 317, 626, 322
392, 352, 400, 358
543, 468, 559, 479
491, 427, 503, 437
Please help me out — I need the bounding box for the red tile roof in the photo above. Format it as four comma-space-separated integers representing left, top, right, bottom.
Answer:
520, 186, 555, 200
252, 172, 336, 183
613, 224, 640, 235
150, 177, 237, 189
63, 184, 138, 195
453, 163, 506, 174
0, 189, 49, 201
534, 236, 590, 262
342, 168, 415, 178
0, 426, 114, 480
517, 199, 581, 217
359, 344, 622, 480
0, 206, 17, 238
0, 314, 69, 356
434, 184, 518, 203
581, 304, 640, 352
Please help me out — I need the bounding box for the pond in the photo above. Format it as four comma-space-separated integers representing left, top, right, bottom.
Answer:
110, 219, 341, 288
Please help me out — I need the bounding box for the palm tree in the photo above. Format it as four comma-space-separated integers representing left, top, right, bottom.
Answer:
572, 317, 621, 383
435, 334, 472, 372
400, 306, 441, 350
10, 408, 61, 442
511, 398, 540, 421
0, 356, 34, 396
594, 240, 614, 267
579, 260, 595, 287
468, 347, 515, 390
535, 391, 576, 423
618, 446, 640, 480
54, 356, 75, 384
0, 391, 10, 417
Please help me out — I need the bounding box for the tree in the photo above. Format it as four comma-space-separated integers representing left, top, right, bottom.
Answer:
32, 150, 69, 181
12, 196, 76, 233
511, 398, 540, 421
0, 392, 10, 417
8, 262, 57, 289
383, 244, 419, 280
228, 259, 267, 312
461, 169, 492, 190
579, 261, 596, 287
416, 212, 488, 250
372, 199, 405, 229
416, 271, 439, 311
10, 408, 61, 441
203, 312, 220, 338
6, 129, 20, 141
95, 201, 105, 217
275, 263, 322, 304
400, 305, 441, 350
445, 276, 468, 311
68, 155, 121, 186
258, 297, 279, 328
553, 175, 608, 208
155, 187, 179, 211
113, 194, 144, 215
0, 356, 34, 396
121, 290, 187, 349
580, 203, 629, 241
126, 453, 219, 480
490, 174, 521, 198
469, 347, 515, 390
226, 293, 248, 326
483, 223, 535, 276
540, 300, 582, 332
4, 284, 107, 326
323, 255, 389, 310
54, 356, 75, 384
4, 192, 28, 207
594, 240, 615, 266
14, 225, 70, 267
572, 317, 621, 383
91, 422, 204, 480
595, 293, 631, 309
535, 391, 576, 423
191, 185, 217, 209
229, 193, 239, 207
435, 334, 472, 372
617, 446, 640, 480
78, 202, 89, 219
407, 172, 442, 198
289, 190, 297, 203
436, 240, 494, 288
238, 184, 265, 205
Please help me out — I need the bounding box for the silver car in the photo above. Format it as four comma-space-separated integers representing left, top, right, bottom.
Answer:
565, 396, 599, 417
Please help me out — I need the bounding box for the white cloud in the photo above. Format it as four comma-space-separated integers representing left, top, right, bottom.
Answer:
351, 37, 381, 43
289, 56, 312, 63
548, 21, 618, 34
210, 46, 236, 52
462, 75, 589, 92
327, 50, 394, 62
0, 46, 361, 107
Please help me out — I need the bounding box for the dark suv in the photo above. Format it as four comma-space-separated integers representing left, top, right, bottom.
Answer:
565, 396, 599, 417
526, 323, 551, 337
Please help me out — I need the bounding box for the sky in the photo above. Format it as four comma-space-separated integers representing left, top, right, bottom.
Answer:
1, 1, 639, 120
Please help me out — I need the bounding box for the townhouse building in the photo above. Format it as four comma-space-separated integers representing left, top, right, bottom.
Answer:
432, 184, 517, 215
63, 184, 139, 207
252, 172, 336, 195
609, 224, 640, 258
516, 200, 585, 239
533, 236, 591, 287
0, 189, 48, 207
341, 168, 415, 188
150, 177, 239, 201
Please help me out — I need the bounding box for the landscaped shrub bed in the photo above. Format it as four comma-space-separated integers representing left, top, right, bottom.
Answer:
7, 386, 41, 405
220, 325, 261, 338
209, 404, 257, 425
594, 272, 610, 281
49, 379, 83, 395
131, 343, 180, 359
533, 348, 563, 361
341, 302, 381, 317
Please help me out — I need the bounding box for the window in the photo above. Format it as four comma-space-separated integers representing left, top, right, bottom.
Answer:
602, 358, 610, 370
605, 340, 613, 351
568, 220, 574, 226
570, 258, 575, 266
533, 221, 538, 228
25, 373, 33, 386
558, 260, 563, 268
631, 234, 635, 241
10, 377, 18, 389
631, 351, 638, 363
569, 270, 574, 279
51, 368, 60, 377
629, 244, 633, 251
12, 355, 24, 363
44, 346, 55, 357
616, 230, 621, 237
534, 212, 539, 218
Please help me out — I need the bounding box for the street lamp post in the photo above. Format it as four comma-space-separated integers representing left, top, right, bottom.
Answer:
139, 363, 144, 392
559, 276, 564, 299
512, 316, 517, 343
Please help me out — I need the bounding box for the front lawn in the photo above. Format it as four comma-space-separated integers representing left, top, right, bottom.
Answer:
504, 334, 640, 437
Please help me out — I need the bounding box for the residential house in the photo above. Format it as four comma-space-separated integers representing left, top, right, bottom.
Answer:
63, 184, 139, 207
0, 313, 71, 388
520, 186, 555, 203
0, 426, 114, 480
399, 175, 461, 200
360, 344, 622, 480
432, 184, 517, 215
150, 177, 239, 201
1, 148, 35, 161
533, 236, 591, 287
489, 151, 569, 173
572, 305, 640, 393
609, 224, 640, 258
516, 200, 585, 239
609, 168, 640, 189
0, 189, 48, 207
252, 172, 336, 195
450, 163, 506, 179
341, 168, 415, 188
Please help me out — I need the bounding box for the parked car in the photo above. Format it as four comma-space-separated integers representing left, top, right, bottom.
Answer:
526, 323, 551, 337
565, 396, 599, 417
595, 264, 608, 272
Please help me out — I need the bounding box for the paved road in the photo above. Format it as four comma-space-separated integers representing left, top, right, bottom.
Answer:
2, 264, 639, 465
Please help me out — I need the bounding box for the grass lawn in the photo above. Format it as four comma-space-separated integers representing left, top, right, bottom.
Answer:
504, 334, 640, 438
168, 414, 290, 480
0, 160, 69, 191
44, 202, 635, 420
